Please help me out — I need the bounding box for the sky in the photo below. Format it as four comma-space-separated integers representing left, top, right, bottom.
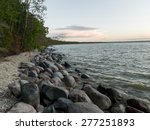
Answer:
44, 0, 150, 42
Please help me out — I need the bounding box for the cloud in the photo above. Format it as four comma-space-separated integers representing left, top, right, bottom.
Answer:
55, 25, 97, 31
50, 25, 107, 42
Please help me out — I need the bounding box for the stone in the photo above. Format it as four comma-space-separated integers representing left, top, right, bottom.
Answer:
81, 74, 90, 79
37, 104, 45, 113
38, 72, 51, 80
43, 105, 56, 113
8, 102, 36, 113
19, 80, 29, 86
21, 83, 40, 109
126, 106, 144, 113
53, 71, 64, 79
28, 70, 38, 78
75, 68, 81, 73
55, 63, 64, 70
41, 85, 69, 101
61, 70, 69, 76
84, 85, 111, 110
20, 62, 35, 68
69, 89, 92, 103
127, 98, 150, 113
97, 85, 126, 103
46, 68, 53, 75
8, 81, 21, 97
63, 76, 76, 88
54, 97, 73, 112
38, 79, 54, 91
68, 102, 104, 113
52, 77, 62, 86
64, 62, 71, 68
111, 104, 126, 113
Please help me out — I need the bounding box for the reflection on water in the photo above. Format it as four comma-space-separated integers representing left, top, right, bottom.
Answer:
54, 42, 150, 101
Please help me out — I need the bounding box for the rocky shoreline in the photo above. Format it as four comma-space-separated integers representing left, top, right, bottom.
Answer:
6, 47, 150, 113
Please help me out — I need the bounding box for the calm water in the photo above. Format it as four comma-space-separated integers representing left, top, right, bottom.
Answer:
53, 42, 150, 101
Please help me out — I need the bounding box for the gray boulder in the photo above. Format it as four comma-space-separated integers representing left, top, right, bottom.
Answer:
81, 74, 90, 79
8, 81, 21, 97
69, 89, 92, 103
20, 62, 35, 68
63, 76, 76, 88
61, 70, 69, 76
55, 63, 64, 70
84, 85, 111, 110
21, 83, 40, 109
126, 106, 144, 113
53, 71, 64, 79
67, 102, 103, 113
41, 85, 69, 101
127, 98, 150, 113
8, 102, 36, 113
28, 70, 38, 78
111, 104, 126, 113
54, 97, 73, 111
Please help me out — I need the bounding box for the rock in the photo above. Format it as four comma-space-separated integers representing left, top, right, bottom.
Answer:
75, 68, 81, 73
41, 85, 69, 101
81, 74, 90, 79
20, 62, 35, 68
38, 79, 54, 91
38, 72, 51, 80
53, 71, 64, 79
111, 104, 126, 113
8, 81, 21, 97
69, 89, 92, 103
97, 85, 126, 103
52, 77, 62, 86
68, 102, 104, 113
42, 98, 53, 107
127, 99, 150, 113
21, 83, 40, 109
37, 104, 44, 113
54, 97, 73, 112
61, 70, 69, 76
28, 70, 38, 78
126, 106, 144, 113
8, 102, 36, 113
55, 63, 64, 70
84, 85, 111, 110
19, 80, 29, 86
43, 105, 56, 113
63, 76, 76, 88
46, 68, 53, 75
64, 62, 71, 68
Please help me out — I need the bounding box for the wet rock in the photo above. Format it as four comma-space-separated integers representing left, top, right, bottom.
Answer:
81, 74, 90, 79
75, 68, 81, 73
63, 76, 76, 88
126, 106, 144, 113
8, 102, 36, 113
111, 104, 126, 113
41, 85, 69, 101
52, 77, 62, 86
84, 85, 111, 110
55, 63, 64, 70
54, 97, 73, 112
28, 70, 38, 78
69, 89, 92, 103
21, 83, 40, 109
53, 71, 64, 79
46, 68, 53, 75
64, 62, 71, 68
8, 81, 21, 97
38, 79, 54, 91
19, 80, 29, 86
67, 102, 104, 113
127, 98, 150, 113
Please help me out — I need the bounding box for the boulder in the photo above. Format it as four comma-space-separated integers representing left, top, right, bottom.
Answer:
69, 89, 92, 103
55, 63, 64, 70
81, 74, 90, 79
64, 62, 71, 68
38, 72, 51, 80
38, 79, 54, 91
126, 106, 144, 113
41, 85, 69, 101
20, 62, 35, 68
61, 70, 69, 76
21, 83, 40, 109
111, 104, 126, 113
52, 77, 62, 86
8, 81, 21, 97
97, 85, 126, 103
127, 98, 150, 113
54, 97, 73, 112
63, 76, 76, 88
8, 102, 36, 113
53, 71, 64, 79
43, 105, 56, 113
84, 85, 111, 110
67, 102, 103, 113
28, 70, 38, 78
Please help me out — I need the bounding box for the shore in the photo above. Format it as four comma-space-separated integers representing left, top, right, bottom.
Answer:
1, 47, 150, 113
0, 52, 38, 112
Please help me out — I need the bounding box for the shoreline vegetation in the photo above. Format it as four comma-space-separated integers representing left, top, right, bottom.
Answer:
1, 47, 150, 113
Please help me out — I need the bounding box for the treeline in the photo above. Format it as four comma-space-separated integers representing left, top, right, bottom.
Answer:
0, 0, 51, 54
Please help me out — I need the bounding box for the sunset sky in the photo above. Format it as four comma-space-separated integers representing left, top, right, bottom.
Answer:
44, 0, 150, 42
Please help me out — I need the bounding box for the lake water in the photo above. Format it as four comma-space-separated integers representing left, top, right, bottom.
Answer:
53, 42, 150, 101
